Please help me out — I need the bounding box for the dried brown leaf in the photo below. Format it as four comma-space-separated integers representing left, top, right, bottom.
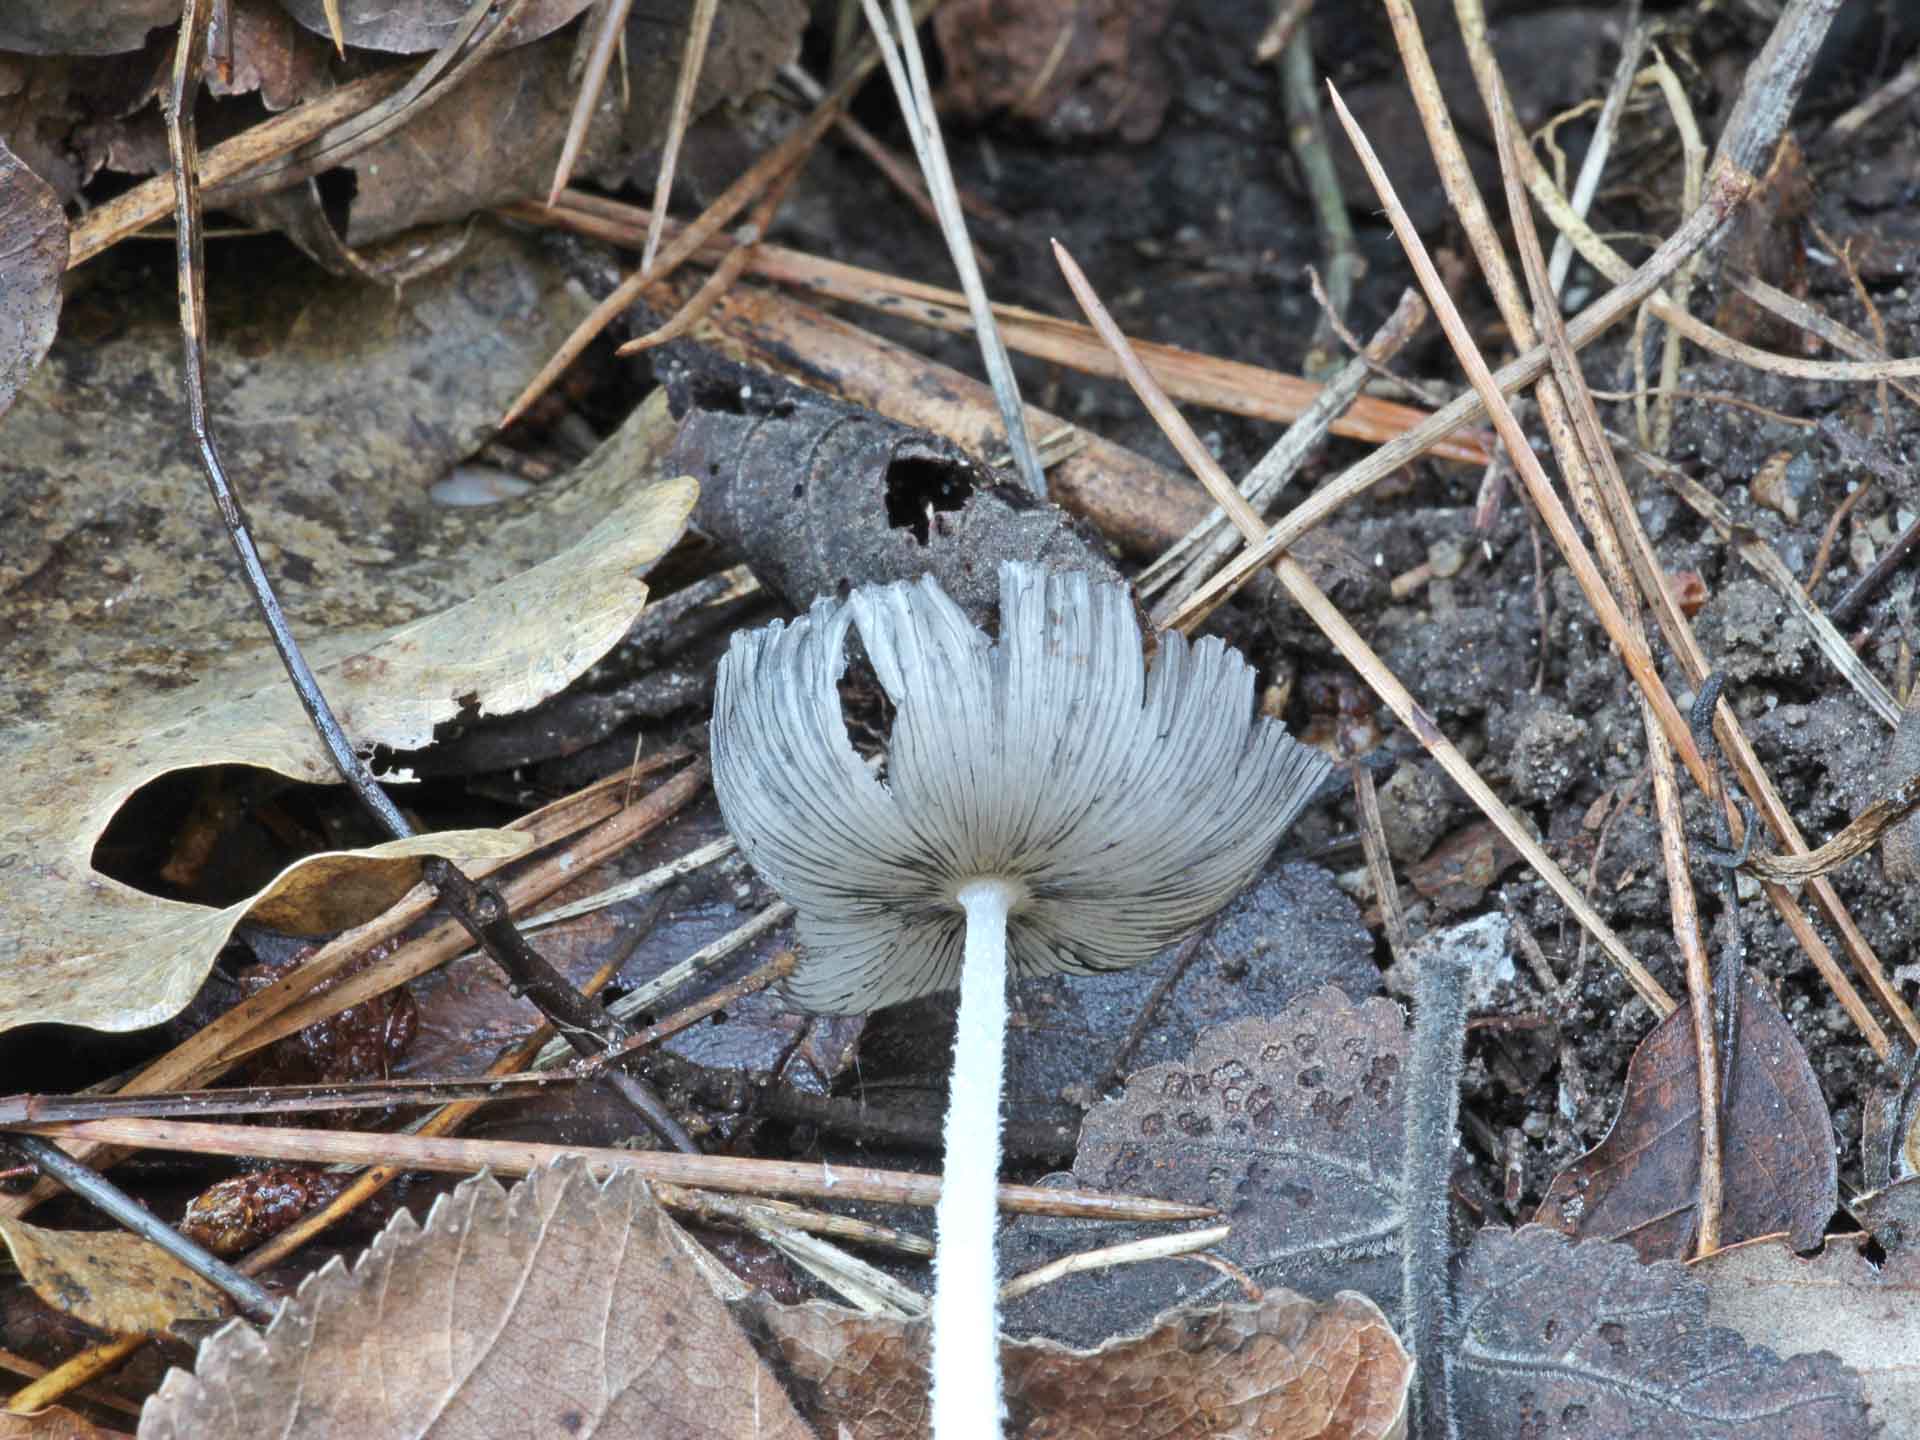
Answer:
0, 139, 65, 420
276, 0, 595, 54
0, 2, 176, 56
0, 1408, 129, 1439
1700, 1232, 1920, 1437
1535, 970, 1838, 1260
137, 1158, 813, 1439
933, 0, 1176, 144
1454, 1226, 1867, 1437
204, 0, 334, 112
1005, 990, 1410, 1348
323, 2, 805, 247
0, 232, 698, 1035
742, 1286, 1410, 1440
0, 1219, 228, 1336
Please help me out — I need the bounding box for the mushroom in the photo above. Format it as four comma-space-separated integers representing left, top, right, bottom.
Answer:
710, 561, 1332, 1436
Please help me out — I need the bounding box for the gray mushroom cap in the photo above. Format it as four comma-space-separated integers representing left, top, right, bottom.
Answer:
711, 562, 1334, 1013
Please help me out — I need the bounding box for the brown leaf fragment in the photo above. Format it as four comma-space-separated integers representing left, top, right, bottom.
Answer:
1405, 819, 1523, 911
1535, 970, 1837, 1260
933, 0, 1177, 144
0, 1219, 228, 1337
1700, 1233, 1919, 1436
742, 1287, 1410, 1440
1455, 1226, 1868, 1438
0, 1, 177, 56
204, 0, 334, 112
0, 1408, 128, 1438
1004, 991, 1409, 1349
276, 0, 595, 53
0, 138, 65, 421
319, 1, 805, 246
137, 1158, 814, 1439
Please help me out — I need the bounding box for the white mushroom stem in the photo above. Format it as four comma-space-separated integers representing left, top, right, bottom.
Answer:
931, 877, 1018, 1438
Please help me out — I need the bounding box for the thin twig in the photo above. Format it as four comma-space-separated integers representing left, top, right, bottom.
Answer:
1352, 762, 1410, 963
857, 0, 1045, 493
164, 0, 691, 1151
15, 1120, 1217, 1223
998, 1224, 1235, 1303
498, 0, 940, 430
1492, 87, 1723, 1254
513, 189, 1487, 462
1279, 27, 1359, 373
549, 0, 636, 205
4, 1136, 279, 1324
639, 0, 718, 277
1547, 6, 1646, 295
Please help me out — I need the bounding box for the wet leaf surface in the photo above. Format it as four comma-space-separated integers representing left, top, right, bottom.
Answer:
137, 1158, 814, 1438
1535, 970, 1838, 1260
0, 139, 66, 420
1002, 988, 1409, 1348
740, 1286, 1410, 1440
1700, 1232, 1920, 1439
1454, 1225, 1868, 1438
0, 1219, 227, 1336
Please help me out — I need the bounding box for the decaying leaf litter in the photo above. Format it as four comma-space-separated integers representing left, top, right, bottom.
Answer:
3, 0, 1920, 1434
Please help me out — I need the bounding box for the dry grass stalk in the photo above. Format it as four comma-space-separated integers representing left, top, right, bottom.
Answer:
638, 0, 718, 277
548, 0, 636, 206
509, 191, 1488, 464
17, 1120, 1215, 1224
1330, 70, 1904, 1060
1052, 239, 1673, 1015
0, 756, 705, 1221
497, 0, 940, 430
1492, 86, 1724, 1254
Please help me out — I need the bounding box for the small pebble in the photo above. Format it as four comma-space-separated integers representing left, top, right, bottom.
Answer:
430, 464, 534, 508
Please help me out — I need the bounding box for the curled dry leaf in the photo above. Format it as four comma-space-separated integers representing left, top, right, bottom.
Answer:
0, 230, 700, 1036
0, 1218, 228, 1336
740, 1287, 1410, 1440
1534, 970, 1838, 1260
664, 360, 1120, 630
138, 1158, 814, 1440
1700, 1233, 1920, 1437
1454, 1226, 1868, 1437
0, 138, 65, 420
1003, 990, 1410, 1349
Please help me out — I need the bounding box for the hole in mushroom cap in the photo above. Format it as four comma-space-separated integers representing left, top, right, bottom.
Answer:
884, 452, 974, 545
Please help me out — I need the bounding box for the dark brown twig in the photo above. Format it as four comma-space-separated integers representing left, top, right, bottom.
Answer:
4, 1135, 278, 1324
163, 0, 692, 1153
